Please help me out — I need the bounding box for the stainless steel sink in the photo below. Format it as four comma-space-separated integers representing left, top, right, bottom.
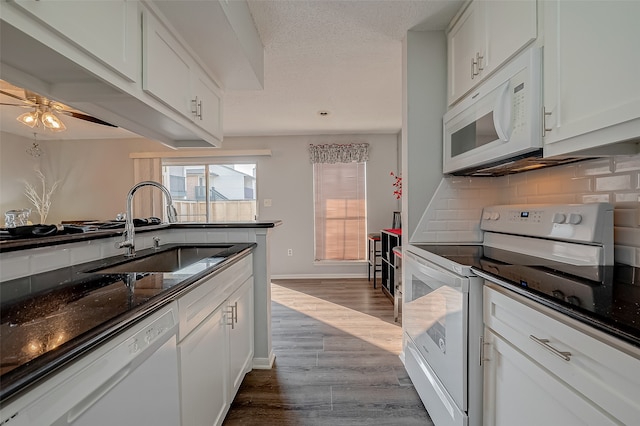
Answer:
90, 246, 230, 273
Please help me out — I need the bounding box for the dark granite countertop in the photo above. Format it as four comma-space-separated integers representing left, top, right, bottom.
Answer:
0, 221, 282, 253
0, 242, 256, 404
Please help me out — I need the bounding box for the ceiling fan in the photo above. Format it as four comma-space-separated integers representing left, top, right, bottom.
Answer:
0, 82, 116, 132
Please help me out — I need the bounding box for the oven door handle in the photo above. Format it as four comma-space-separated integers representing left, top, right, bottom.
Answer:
406, 252, 467, 290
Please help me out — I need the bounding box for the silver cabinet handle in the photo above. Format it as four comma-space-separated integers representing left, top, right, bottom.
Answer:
476, 52, 484, 71
227, 306, 235, 329
191, 97, 203, 120
542, 107, 553, 136
233, 302, 238, 324
191, 96, 198, 117
471, 57, 479, 79
529, 335, 571, 361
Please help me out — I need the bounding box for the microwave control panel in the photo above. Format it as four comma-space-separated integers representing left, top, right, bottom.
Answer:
512, 80, 527, 134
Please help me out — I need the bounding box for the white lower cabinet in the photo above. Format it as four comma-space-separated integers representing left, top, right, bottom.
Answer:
180, 306, 228, 426
483, 329, 614, 426
483, 284, 640, 426
227, 277, 254, 396
177, 255, 254, 426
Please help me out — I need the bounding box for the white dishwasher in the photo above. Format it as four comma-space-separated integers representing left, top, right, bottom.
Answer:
3, 303, 181, 426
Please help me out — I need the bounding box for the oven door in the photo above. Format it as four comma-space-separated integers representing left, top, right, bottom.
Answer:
404, 251, 469, 411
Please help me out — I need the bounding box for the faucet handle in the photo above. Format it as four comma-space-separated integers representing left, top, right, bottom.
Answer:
116, 240, 133, 249
167, 205, 178, 223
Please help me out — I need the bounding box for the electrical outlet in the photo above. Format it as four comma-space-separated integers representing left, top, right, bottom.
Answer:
264, 199, 272, 207
287, 249, 293, 256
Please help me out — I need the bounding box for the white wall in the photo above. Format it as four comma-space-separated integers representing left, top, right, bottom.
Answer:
402, 30, 447, 240
0, 131, 398, 277
0, 132, 161, 224
224, 134, 399, 278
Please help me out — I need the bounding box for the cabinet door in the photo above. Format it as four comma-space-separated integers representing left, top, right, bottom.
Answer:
227, 277, 254, 397
179, 306, 228, 426
12, 0, 139, 82
142, 10, 192, 119
447, 2, 480, 105
542, 0, 640, 154
192, 70, 224, 140
483, 329, 616, 426
483, 0, 536, 76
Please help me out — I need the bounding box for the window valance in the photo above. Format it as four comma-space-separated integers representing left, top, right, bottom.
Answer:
309, 143, 369, 164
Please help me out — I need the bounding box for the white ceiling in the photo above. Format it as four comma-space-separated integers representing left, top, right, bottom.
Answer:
0, 0, 463, 141
224, 0, 462, 136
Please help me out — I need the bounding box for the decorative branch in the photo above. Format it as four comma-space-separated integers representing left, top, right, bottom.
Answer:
390, 171, 402, 200
24, 170, 59, 224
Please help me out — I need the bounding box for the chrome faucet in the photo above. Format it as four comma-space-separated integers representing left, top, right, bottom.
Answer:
117, 181, 178, 257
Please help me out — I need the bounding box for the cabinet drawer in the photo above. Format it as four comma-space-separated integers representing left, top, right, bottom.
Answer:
178, 255, 252, 341
484, 284, 640, 425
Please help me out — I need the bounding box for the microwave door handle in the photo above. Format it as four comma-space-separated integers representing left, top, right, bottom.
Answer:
493, 81, 512, 141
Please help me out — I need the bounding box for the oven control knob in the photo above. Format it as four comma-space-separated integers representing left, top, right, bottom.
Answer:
552, 213, 566, 224
566, 295, 581, 306
567, 213, 582, 225
490, 212, 500, 221
483, 212, 491, 221
439, 338, 446, 353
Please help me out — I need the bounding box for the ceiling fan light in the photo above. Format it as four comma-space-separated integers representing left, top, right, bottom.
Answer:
17, 110, 38, 128
41, 110, 66, 131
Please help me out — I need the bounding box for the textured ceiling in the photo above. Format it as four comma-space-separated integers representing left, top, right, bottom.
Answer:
223, 0, 463, 136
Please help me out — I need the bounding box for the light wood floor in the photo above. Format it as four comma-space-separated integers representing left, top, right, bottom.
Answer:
223, 278, 432, 425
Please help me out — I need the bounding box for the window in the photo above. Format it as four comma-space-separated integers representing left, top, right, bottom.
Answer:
162, 163, 257, 222
313, 162, 366, 261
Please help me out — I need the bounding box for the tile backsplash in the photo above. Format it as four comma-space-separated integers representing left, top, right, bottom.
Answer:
411, 153, 640, 266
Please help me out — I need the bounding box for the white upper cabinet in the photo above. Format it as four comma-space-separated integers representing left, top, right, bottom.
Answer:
191, 69, 224, 141
483, 0, 537, 78
447, 2, 480, 106
447, 0, 537, 106
11, 0, 139, 82
142, 9, 223, 143
143, 10, 193, 118
542, 0, 640, 156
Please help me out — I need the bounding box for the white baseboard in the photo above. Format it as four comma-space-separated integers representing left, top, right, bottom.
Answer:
252, 351, 276, 369
271, 273, 368, 280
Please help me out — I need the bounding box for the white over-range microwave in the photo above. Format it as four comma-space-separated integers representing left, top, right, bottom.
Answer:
443, 48, 544, 176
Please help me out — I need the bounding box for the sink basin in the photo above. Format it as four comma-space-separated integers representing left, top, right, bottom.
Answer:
90, 246, 230, 273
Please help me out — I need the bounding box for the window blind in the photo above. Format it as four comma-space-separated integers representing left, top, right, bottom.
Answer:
313, 162, 366, 261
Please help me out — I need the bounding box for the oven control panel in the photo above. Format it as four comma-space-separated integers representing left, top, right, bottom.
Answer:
480, 203, 613, 244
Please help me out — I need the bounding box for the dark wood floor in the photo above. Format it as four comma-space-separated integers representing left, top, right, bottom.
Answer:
223, 278, 432, 425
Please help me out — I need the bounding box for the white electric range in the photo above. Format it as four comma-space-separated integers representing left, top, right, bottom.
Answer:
403, 203, 620, 426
